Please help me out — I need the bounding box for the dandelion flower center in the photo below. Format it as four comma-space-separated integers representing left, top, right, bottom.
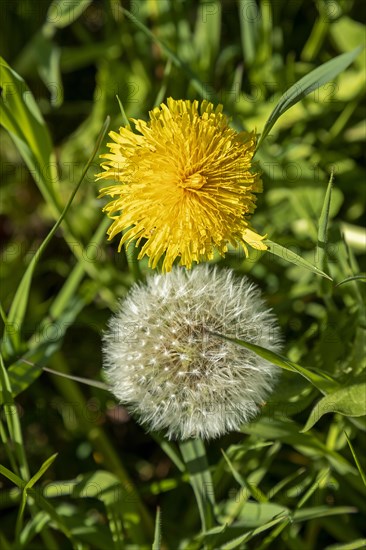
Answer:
97, 98, 267, 272
179, 172, 207, 190
103, 265, 282, 440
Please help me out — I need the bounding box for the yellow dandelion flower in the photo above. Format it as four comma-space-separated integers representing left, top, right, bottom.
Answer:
97, 98, 266, 272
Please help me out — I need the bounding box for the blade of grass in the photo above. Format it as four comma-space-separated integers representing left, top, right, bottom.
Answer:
317, 171, 334, 279
2, 116, 110, 353
0, 56, 61, 211
257, 45, 363, 148
0, 354, 30, 481
152, 507, 162, 550
47, 352, 154, 542
210, 332, 339, 395
345, 433, 366, 487
179, 438, 215, 533
121, 7, 218, 102
15, 453, 58, 544
221, 449, 267, 503
336, 274, 366, 287
239, 0, 259, 66
264, 239, 333, 280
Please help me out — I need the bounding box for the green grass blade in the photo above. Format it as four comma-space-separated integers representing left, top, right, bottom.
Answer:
2, 116, 110, 353
120, 7, 218, 102
336, 274, 366, 287
239, 0, 259, 66
0, 56, 61, 211
179, 438, 215, 532
317, 171, 334, 269
257, 45, 363, 148
152, 507, 162, 550
0, 354, 30, 481
345, 433, 366, 487
211, 332, 339, 394
152, 434, 185, 472
324, 539, 366, 550
0, 463, 24, 488
265, 239, 333, 280
46, 0, 92, 29
220, 516, 288, 549
115, 94, 130, 127
25, 453, 58, 490
221, 449, 267, 503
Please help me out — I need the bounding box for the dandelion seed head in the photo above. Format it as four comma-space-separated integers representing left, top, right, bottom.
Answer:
97, 98, 266, 272
103, 265, 281, 440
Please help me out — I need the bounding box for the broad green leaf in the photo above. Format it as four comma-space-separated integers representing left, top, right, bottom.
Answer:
152, 507, 162, 550
257, 45, 363, 147
213, 332, 339, 394
2, 116, 109, 353
303, 383, 366, 431
179, 439, 215, 532
265, 239, 332, 280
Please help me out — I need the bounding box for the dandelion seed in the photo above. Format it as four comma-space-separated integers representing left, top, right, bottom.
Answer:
103, 265, 282, 440
97, 98, 266, 272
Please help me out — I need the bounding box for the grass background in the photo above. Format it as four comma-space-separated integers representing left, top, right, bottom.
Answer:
0, 1, 365, 549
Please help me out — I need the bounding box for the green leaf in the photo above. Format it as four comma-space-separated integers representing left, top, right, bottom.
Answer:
44, 471, 150, 546
46, 0, 92, 29
212, 332, 339, 395
239, 0, 259, 65
179, 439, 215, 532
221, 449, 268, 503
324, 539, 366, 550
317, 172, 334, 270
302, 383, 366, 432
25, 454, 58, 490
292, 505, 357, 522
0, 354, 30, 481
0, 56, 61, 211
220, 516, 288, 549
264, 239, 332, 280
16, 453, 58, 543
257, 45, 363, 147
345, 433, 366, 487
152, 507, 162, 550
2, 116, 109, 354
0, 463, 25, 488
19, 511, 51, 548
120, 7, 218, 102
336, 274, 366, 287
